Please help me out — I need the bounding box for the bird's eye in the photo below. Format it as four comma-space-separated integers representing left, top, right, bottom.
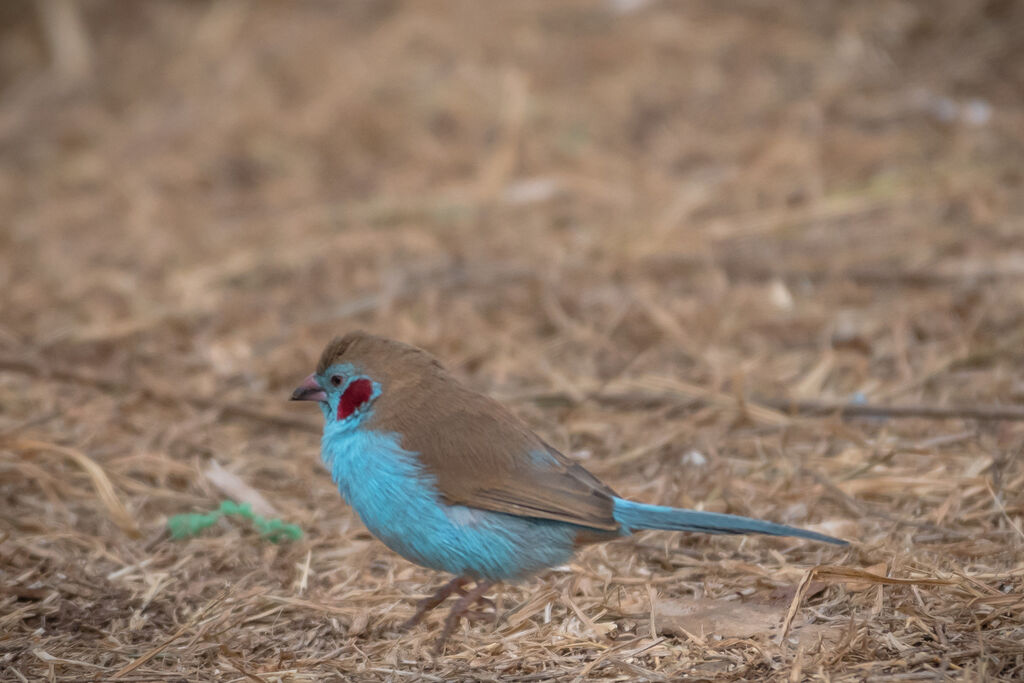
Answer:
330, 375, 343, 387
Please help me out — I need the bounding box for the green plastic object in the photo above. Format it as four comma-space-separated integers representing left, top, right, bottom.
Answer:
168, 500, 303, 543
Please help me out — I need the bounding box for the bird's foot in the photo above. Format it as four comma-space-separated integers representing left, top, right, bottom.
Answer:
402, 576, 469, 630
460, 607, 497, 624
435, 580, 495, 654
457, 593, 495, 611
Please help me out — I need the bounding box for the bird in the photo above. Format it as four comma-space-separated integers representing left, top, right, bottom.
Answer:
291, 332, 847, 652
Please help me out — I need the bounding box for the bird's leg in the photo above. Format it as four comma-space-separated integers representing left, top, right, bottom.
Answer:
435, 580, 495, 654
450, 585, 495, 612
402, 576, 469, 630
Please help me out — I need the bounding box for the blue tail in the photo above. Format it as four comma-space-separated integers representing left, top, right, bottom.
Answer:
613, 498, 848, 545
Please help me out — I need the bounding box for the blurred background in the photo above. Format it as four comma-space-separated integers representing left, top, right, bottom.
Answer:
2, 1, 1023, 679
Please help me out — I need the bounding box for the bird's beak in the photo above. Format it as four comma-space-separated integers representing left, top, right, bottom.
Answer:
290, 373, 327, 402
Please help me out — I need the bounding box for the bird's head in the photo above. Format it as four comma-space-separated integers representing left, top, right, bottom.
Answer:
290, 331, 444, 430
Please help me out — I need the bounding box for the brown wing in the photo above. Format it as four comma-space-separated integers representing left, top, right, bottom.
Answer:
368, 377, 621, 532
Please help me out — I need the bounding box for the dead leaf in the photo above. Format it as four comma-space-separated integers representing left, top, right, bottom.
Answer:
630, 594, 842, 647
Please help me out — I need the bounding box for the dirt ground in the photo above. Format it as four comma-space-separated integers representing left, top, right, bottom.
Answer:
2, 1, 1024, 680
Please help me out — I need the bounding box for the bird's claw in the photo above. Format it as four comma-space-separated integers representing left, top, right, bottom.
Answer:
395, 577, 498, 653
401, 576, 469, 630
460, 607, 497, 624
434, 580, 496, 654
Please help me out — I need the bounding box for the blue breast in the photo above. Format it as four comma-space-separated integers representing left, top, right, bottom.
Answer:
320, 423, 579, 581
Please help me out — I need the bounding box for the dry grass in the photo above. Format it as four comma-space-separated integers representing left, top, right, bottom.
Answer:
2, 0, 1024, 680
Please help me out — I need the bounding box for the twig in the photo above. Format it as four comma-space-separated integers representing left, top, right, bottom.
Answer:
985, 480, 1024, 542
509, 385, 1024, 423
761, 398, 1024, 422
716, 259, 1024, 288
0, 355, 320, 433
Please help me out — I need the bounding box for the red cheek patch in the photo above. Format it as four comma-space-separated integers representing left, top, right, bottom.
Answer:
338, 379, 374, 420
